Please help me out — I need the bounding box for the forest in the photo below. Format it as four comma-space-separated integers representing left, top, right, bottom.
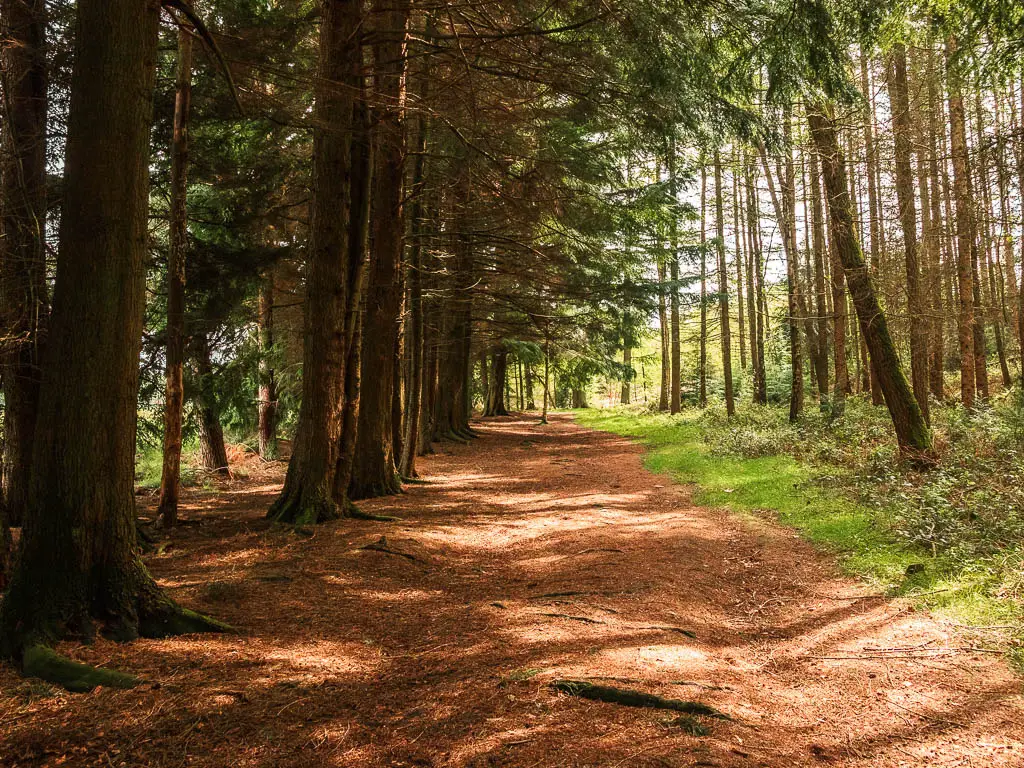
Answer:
2, 0, 1024, 765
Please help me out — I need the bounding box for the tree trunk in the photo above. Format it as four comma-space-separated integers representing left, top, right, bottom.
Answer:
745, 158, 766, 404
399, 80, 429, 478
887, 43, 930, 423
733, 152, 747, 373
269, 0, 364, 524
946, 36, 978, 408
657, 250, 670, 410
257, 269, 278, 459
525, 363, 535, 409
0, 0, 225, 661
332, 97, 373, 506
0, 0, 48, 528
621, 344, 632, 405
923, 44, 946, 402
759, 144, 802, 420
698, 164, 708, 408
669, 140, 682, 414
860, 53, 885, 406
486, 349, 510, 416
347, 0, 409, 500
192, 334, 230, 478
808, 105, 933, 458
157, 18, 194, 527
714, 150, 735, 416
814, 145, 848, 417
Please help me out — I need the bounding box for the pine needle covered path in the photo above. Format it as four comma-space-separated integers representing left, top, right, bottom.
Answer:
2, 414, 1022, 767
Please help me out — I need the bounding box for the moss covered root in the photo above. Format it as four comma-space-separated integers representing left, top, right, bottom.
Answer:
141, 606, 235, 638
23, 645, 139, 693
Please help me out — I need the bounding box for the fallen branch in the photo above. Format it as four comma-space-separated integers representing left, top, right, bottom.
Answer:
551, 679, 730, 720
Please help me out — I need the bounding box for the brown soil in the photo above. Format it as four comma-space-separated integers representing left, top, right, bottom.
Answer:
2, 413, 1022, 767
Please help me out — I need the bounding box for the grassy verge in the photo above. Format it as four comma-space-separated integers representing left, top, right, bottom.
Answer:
574, 406, 1023, 664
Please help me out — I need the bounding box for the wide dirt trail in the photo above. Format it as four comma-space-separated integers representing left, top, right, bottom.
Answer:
2, 414, 1022, 767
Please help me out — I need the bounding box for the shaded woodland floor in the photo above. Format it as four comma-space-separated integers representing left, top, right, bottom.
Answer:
2, 413, 1023, 767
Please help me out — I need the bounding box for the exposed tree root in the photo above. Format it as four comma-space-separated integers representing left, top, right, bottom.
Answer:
23, 645, 140, 693
140, 605, 235, 638
551, 679, 731, 720
348, 508, 403, 522
358, 536, 420, 561
541, 613, 605, 624
643, 626, 697, 638
266, 491, 340, 525
441, 431, 469, 445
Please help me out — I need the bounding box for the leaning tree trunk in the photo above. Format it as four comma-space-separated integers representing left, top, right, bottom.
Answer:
157, 17, 194, 527
347, 0, 409, 500
269, 0, 363, 525
0, 0, 49, 528
0, 0, 226, 666
808, 105, 933, 458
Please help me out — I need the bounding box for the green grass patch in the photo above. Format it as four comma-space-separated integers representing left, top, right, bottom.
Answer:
574, 407, 1023, 664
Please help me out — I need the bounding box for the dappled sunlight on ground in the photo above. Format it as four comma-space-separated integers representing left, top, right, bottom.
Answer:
2, 413, 1023, 767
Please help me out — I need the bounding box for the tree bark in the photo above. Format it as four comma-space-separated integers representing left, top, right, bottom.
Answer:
733, 153, 747, 372
257, 269, 278, 459
759, 144, 801, 420
333, 97, 373, 505
269, 0, 364, 524
887, 42, 930, 423
0, 0, 48, 528
745, 158, 766, 404
861, 52, 884, 406
157, 17, 194, 527
399, 77, 429, 478
486, 349, 510, 416
192, 333, 230, 478
946, 36, 978, 408
813, 145, 847, 417
698, 164, 708, 408
808, 105, 933, 458
668, 140, 681, 414
347, 0, 409, 500
0, 0, 225, 659
621, 343, 632, 405
714, 150, 735, 416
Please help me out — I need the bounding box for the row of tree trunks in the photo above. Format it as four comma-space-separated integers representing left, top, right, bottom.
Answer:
0, 0, 226, 662
0, 0, 49, 530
